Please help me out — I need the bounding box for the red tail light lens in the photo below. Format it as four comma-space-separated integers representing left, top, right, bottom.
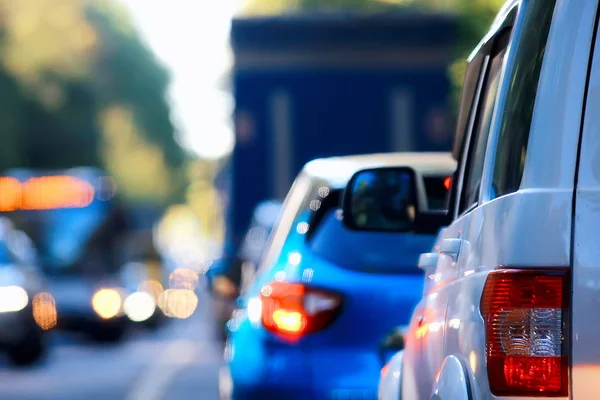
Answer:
480, 269, 569, 397
443, 176, 452, 190
259, 281, 342, 339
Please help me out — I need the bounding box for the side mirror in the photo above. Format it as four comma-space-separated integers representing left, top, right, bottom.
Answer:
342, 166, 452, 235
342, 167, 420, 233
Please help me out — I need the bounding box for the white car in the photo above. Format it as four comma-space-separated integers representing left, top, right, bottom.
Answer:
345, 0, 600, 398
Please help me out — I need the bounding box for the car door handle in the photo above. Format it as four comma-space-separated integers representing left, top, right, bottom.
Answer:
439, 238, 462, 258
418, 253, 439, 270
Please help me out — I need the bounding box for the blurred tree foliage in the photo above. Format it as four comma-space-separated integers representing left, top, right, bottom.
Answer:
0, 0, 187, 205
242, 0, 505, 113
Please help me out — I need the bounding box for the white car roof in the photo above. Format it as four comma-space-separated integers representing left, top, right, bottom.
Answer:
302, 152, 457, 188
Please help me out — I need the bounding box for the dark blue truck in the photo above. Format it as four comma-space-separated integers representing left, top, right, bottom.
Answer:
221, 10, 457, 278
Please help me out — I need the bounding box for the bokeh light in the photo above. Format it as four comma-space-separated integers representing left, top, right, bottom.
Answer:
32, 292, 57, 330
213, 276, 237, 298
95, 176, 118, 201
157, 288, 198, 319
169, 268, 199, 290
138, 279, 164, 302
123, 291, 156, 322
0, 177, 22, 211
0, 286, 29, 313
91, 288, 122, 319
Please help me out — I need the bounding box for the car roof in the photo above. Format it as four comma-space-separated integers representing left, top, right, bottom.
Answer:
302, 152, 457, 188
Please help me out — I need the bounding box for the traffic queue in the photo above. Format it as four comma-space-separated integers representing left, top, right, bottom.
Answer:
207, 0, 591, 399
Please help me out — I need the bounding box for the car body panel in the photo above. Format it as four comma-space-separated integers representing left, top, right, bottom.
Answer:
431, 356, 472, 400
379, 351, 403, 400
571, 0, 600, 396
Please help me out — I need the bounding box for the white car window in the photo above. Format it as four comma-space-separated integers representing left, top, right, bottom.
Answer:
458, 31, 510, 215
490, 1, 557, 199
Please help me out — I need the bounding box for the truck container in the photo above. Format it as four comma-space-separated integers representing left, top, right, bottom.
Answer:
225, 11, 457, 259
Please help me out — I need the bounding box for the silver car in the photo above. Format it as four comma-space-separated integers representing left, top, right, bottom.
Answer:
374, 0, 600, 398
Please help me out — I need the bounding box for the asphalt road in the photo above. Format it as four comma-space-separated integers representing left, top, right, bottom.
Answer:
0, 290, 223, 400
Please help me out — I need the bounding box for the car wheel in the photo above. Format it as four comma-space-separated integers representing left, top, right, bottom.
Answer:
8, 332, 46, 367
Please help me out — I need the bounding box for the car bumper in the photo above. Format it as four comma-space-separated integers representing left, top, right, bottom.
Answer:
306, 348, 380, 400
228, 335, 379, 399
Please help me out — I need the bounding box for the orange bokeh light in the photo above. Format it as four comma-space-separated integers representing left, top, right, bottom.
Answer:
0, 175, 95, 211
32, 292, 58, 331
0, 177, 23, 211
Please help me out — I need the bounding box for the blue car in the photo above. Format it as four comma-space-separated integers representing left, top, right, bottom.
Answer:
222, 153, 456, 400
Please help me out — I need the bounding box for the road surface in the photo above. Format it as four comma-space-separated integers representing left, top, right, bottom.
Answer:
0, 290, 223, 400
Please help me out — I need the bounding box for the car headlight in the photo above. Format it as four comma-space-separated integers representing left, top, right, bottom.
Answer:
0, 286, 29, 313
91, 288, 122, 319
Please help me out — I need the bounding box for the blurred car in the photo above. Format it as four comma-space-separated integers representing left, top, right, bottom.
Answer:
0, 217, 52, 366
220, 152, 455, 400
1, 167, 133, 342
205, 200, 282, 342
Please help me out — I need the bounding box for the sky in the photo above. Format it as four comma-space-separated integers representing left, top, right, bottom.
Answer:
119, 0, 244, 159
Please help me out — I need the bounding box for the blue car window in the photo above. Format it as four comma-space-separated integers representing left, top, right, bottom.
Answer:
265, 173, 449, 274
308, 208, 433, 274
303, 188, 435, 274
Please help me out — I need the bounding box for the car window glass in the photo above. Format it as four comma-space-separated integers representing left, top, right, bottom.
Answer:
459, 35, 509, 215
259, 174, 313, 271
491, 0, 557, 199
259, 170, 452, 275
423, 175, 452, 210
307, 188, 435, 274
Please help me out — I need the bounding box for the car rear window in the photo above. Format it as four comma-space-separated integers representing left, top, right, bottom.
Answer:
306, 181, 445, 274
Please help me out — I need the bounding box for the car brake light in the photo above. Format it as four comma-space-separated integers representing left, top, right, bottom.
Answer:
443, 176, 452, 190
259, 281, 342, 339
480, 269, 569, 397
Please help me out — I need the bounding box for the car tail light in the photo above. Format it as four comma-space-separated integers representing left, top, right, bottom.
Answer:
259, 281, 342, 339
443, 177, 452, 190
480, 269, 569, 397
